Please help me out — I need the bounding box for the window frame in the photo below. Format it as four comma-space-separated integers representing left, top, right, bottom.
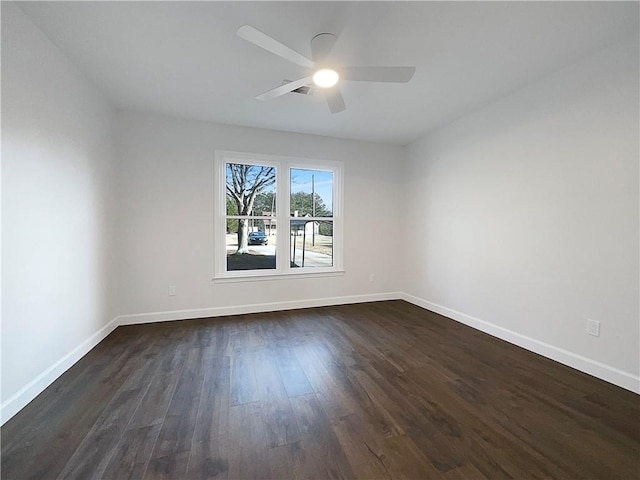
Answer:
213, 150, 344, 282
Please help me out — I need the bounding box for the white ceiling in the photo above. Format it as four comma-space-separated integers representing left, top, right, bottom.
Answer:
17, 1, 639, 146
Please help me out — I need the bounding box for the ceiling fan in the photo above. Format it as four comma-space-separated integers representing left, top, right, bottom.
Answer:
237, 25, 416, 114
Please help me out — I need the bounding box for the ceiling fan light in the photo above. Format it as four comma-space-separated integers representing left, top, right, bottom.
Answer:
313, 68, 339, 88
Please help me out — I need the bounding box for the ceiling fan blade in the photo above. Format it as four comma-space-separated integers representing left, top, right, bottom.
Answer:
310, 33, 337, 63
256, 77, 313, 101
341, 66, 416, 83
325, 87, 346, 114
237, 25, 315, 69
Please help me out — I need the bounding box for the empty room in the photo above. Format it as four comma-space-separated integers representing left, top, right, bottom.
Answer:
1, 1, 638, 479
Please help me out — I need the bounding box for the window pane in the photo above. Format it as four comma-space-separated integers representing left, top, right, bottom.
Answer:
226, 163, 276, 216
226, 219, 276, 271
290, 220, 333, 268
290, 169, 333, 217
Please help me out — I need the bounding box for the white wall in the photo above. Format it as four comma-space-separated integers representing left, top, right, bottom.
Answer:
116, 111, 404, 321
1, 3, 119, 421
404, 35, 639, 391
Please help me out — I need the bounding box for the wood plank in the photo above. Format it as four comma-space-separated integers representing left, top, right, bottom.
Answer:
230, 350, 259, 405
143, 346, 206, 479
226, 402, 271, 479
254, 346, 300, 447
185, 351, 231, 479
330, 413, 393, 479
56, 387, 150, 479
294, 343, 358, 420
99, 424, 162, 480
288, 393, 356, 479
275, 347, 315, 397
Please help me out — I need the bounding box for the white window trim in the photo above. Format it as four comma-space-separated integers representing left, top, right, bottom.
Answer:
213, 150, 344, 281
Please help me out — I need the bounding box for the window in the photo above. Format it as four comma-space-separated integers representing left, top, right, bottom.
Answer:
214, 151, 343, 281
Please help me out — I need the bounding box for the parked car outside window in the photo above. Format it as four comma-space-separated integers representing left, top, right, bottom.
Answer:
248, 231, 268, 245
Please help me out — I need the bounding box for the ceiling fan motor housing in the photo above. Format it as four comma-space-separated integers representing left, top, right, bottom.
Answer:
310, 33, 337, 63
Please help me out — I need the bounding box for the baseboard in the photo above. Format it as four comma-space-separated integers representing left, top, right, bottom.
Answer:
117, 292, 403, 325
401, 293, 640, 394
0, 316, 121, 425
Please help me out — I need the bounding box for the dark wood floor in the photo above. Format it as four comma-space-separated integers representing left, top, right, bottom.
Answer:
2, 301, 638, 479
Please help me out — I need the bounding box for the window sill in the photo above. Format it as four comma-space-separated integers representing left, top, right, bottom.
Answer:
212, 269, 345, 284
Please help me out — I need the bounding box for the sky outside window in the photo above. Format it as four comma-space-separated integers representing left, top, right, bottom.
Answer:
290, 168, 333, 216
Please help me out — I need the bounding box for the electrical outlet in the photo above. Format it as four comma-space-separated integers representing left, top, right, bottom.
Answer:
168, 285, 176, 296
586, 319, 600, 337
369, 273, 375, 283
